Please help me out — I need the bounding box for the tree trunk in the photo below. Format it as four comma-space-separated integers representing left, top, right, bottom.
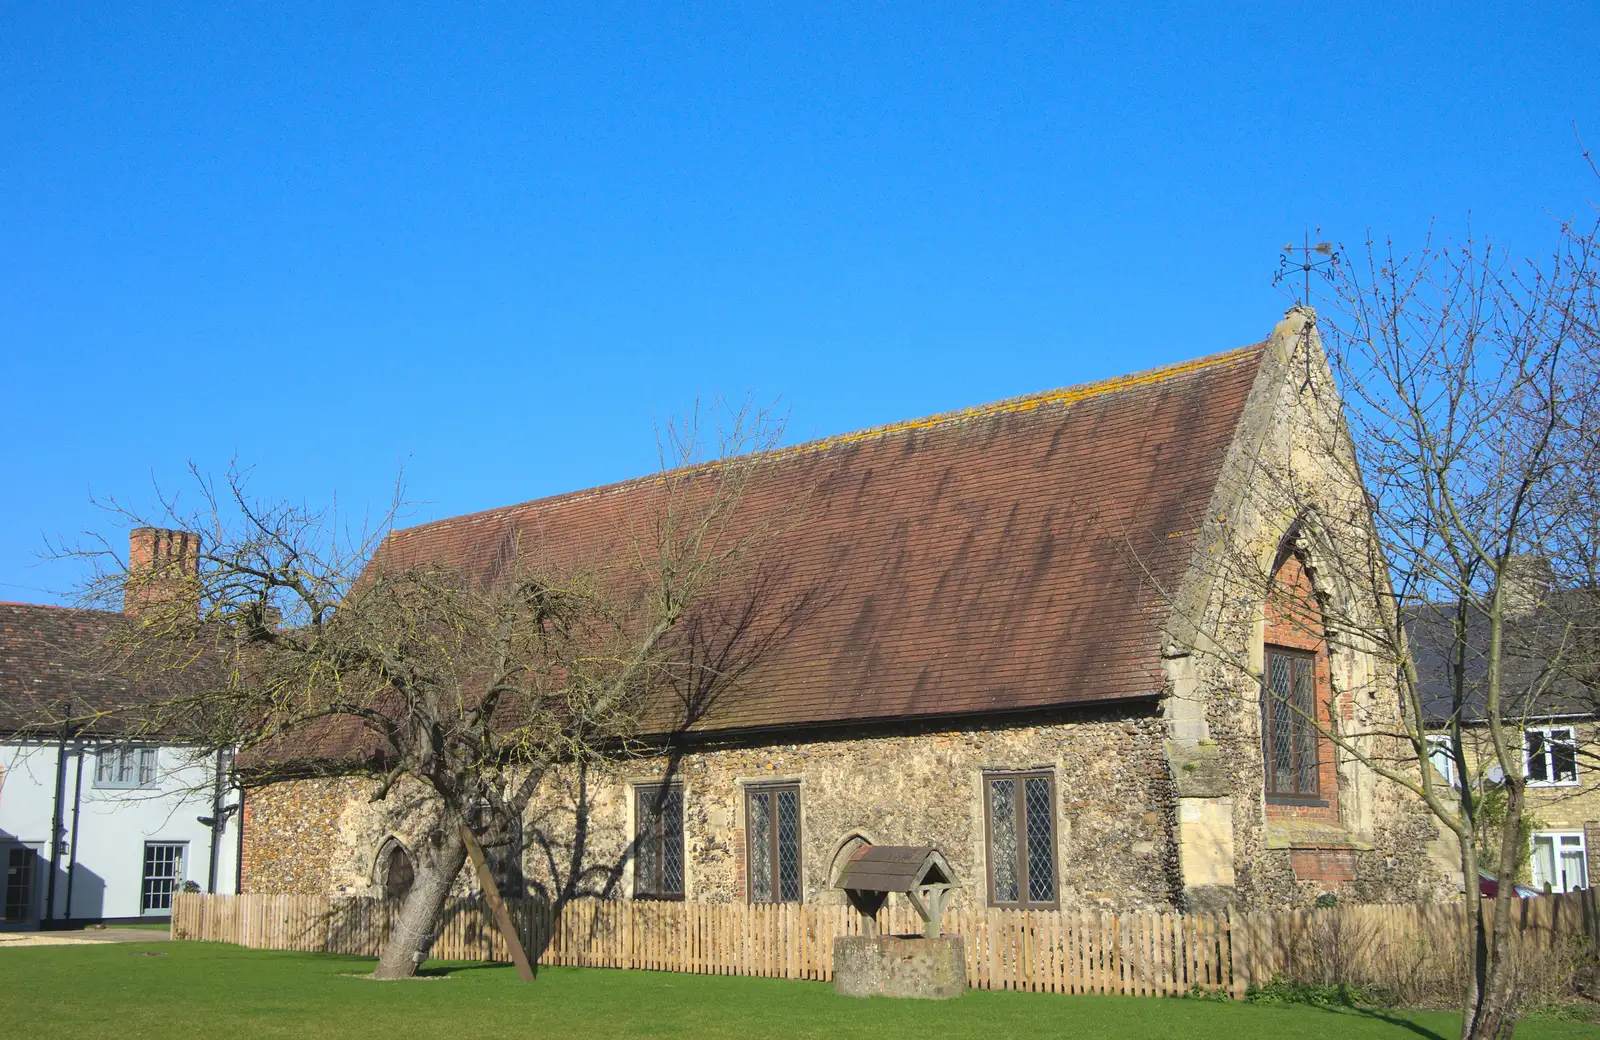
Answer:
1463, 781, 1526, 1040
1460, 838, 1484, 1039
372, 826, 468, 980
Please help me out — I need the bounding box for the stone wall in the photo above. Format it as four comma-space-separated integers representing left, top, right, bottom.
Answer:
1159, 308, 1455, 912
239, 776, 367, 895
242, 704, 1185, 912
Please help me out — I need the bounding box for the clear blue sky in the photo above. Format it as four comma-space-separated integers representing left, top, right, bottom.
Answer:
4, 2, 1598, 604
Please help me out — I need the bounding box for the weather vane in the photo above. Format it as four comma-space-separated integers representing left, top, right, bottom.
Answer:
1275, 233, 1339, 305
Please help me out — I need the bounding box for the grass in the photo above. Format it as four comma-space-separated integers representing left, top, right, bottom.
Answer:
0, 940, 1597, 1040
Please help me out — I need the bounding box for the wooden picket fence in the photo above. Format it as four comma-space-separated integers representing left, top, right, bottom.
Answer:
172, 889, 1600, 998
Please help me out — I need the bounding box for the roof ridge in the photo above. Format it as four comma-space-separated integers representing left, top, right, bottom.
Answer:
389, 341, 1266, 539
0, 601, 115, 615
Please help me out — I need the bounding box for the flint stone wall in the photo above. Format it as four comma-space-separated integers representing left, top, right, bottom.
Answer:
833, 935, 967, 999
240, 703, 1444, 911
242, 705, 1185, 911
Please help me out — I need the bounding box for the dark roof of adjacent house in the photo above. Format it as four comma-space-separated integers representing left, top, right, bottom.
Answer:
0, 602, 142, 738
364, 343, 1268, 739
1409, 596, 1600, 726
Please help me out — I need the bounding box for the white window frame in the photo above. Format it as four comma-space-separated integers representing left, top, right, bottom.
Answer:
140, 841, 188, 915
1530, 831, 1589, 894
1524, 726, 1579, 788
94, 745, 159, 790
1425, 735, 1458, 788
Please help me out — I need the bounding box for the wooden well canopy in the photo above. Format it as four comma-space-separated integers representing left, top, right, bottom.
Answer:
835, 845, 957, 939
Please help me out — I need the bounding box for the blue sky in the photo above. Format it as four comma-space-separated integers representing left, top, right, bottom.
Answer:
4, 2, 1598, 603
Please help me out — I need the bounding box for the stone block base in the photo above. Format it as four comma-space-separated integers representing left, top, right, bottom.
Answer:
832, 935, 967, 999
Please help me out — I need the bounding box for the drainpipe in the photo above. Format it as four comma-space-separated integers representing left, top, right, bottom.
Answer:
63, 746, 84, 924
206, 749, 226, 894
44, 716, 68, 928
234, 785, 245, 894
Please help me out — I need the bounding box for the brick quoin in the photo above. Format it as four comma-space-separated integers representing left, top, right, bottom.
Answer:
1263, 554, 1341, 825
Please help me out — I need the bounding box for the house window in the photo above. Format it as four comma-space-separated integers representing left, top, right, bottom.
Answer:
1530, 832, 1588, 893
1262, 647, 1321, 799
140, 842, 186, 914
1525, 727, 1578, 786
4, 846, 38, 923
984, 771, 1057, 908
95, 746, 158, 789
746, 784, 801, 903
634, 784, 684, 900
1426, 735, 1458, 788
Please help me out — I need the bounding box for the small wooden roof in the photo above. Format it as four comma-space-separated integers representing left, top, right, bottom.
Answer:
835, 845, 954, 893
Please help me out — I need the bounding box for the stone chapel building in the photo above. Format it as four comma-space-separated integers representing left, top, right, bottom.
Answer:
239, 310, 1452, 913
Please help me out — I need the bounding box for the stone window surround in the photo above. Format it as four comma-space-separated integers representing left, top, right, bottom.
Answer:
1258, 552, 1343, 822
977, 763, 1061, 911
623, 776, 694, 900
741, 779, 804, 904
631, 780, 685, 901
1261, 645, 1323, 803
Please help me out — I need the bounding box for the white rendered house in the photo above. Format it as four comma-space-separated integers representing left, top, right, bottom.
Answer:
1, 592, 240, 927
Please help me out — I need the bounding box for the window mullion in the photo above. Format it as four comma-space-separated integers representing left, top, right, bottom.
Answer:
768, 791, 780, 901
1014, 781, 1029, 904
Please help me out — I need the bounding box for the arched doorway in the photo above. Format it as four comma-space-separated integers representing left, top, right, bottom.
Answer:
376, 838, 415, 902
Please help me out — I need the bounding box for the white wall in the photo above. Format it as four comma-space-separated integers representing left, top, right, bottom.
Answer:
0, 740, 241, 924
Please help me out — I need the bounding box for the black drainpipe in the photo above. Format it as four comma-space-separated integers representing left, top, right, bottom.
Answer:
63, 746, 84, 924
207, 749, 226, 894
44, 714, 69, 928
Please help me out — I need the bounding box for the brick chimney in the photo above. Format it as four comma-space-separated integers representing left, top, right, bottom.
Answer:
123, 526, 201, 617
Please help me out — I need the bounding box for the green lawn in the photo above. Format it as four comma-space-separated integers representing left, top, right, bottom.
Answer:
1, 940, 1596, 1040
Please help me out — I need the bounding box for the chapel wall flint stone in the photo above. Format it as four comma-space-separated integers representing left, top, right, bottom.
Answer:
832, 935, 967, 999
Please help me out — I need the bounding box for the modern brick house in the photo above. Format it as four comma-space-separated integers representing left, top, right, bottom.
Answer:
239, 309, 1452, 914
1412, 595, 1600, 894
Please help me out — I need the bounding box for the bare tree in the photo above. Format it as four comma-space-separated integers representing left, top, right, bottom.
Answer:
1157, 223, 1599, 1038
61, 402, 784, 980
1322, 225, 1599, 1039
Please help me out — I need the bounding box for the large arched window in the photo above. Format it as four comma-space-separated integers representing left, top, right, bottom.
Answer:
1261, 552, 1332, 804
376, 838, 415, 901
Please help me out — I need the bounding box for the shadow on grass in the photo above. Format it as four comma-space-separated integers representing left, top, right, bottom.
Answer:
1310, 1005, 1449, 1040
416, 962, 511, 978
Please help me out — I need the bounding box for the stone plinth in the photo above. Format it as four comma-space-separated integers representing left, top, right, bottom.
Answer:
832, 935, 967, 999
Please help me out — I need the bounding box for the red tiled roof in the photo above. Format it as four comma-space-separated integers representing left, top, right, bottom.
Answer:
0, 603, 137, 736
369, 345, 1267, 736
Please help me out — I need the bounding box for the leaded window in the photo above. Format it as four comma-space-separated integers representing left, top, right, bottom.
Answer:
1262, 647, 1321, 798
746, 783, 801, 903
984, 771, 1057, 908
634, 783, 684, 900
